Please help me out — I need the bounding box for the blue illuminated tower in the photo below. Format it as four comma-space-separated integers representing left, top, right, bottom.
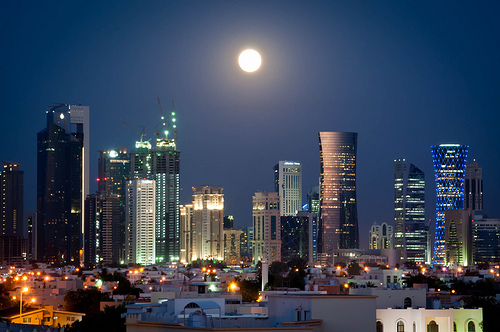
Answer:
431, 144, 468, 265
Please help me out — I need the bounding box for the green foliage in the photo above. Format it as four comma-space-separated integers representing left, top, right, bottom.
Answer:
464, 296, 500, 332
236, 278, 260, 302
0, 284, 13, 310
347, 261, 362, 276
64, 289, 110, 316
67, 304, 126, 332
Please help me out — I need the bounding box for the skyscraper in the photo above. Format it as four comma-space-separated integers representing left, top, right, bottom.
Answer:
318, 132, 359, 261
431, 144, 468, 265
307, 185, 320, 214
252, 192, 281, 263
37, 105, 89, 265
180, 204, 193, 263
125, 179, 156, 265
0, 162, 25, 265
192, 186, 224, 260
394, 159, 428, 263
274, 161, 302, 216
1, 162, 24, 237
465, 160, 483, 212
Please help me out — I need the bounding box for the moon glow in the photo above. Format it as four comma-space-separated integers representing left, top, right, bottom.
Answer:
238, 49, 261, 72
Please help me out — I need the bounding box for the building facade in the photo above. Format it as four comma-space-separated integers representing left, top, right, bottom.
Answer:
465, 160, 483, 212
192, 186, 224, 261
252, 192, 281, 263
223, 229, 244, 265
281, 211, 318, 264
472, 211, 500, 265
274, 161, 302, 216
431, 144, 468, 265
37, 105, 89, 265
369, 222, 393, 250
180, 204, 193, 263
307, 185, 320, 214
125, 179, 156, 265
318, 132, 359, 261
444, 209, 471, 266
394, 159, 428, 263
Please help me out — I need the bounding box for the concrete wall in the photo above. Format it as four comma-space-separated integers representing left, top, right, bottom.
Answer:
350, 288, 426, 309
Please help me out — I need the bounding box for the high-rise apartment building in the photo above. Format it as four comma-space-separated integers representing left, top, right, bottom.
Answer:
125, 179, 156, 265
318, 132, 359, 260
393, 159, 428, 263
192, 186, 224, 261
26, 212, 36, 261
431, 144, 468, 265
274, 161, 302, 216
180, 204, 194, 263
369, 222, 393, 250
37, 105, 89, 265
240, 226, 253, 263
465, 160, 483, 212
252, 192, 281, 263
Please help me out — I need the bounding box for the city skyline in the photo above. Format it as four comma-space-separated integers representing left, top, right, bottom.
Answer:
2, 2, 500, 250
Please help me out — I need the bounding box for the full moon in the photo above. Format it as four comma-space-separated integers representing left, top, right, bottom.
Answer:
238, 49, 261, 72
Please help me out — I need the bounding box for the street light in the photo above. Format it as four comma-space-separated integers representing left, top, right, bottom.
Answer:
19, 287, 29, 319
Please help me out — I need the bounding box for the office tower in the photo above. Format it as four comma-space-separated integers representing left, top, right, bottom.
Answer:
223, 215, 234, 230
0, 162, 25, 265
37, 105, 89, 264
125, 179, 156, 265
465, 160, 483, 212
431, 144, 468, 265
26, 212, 37, 261
307, 185, 320, 214
472, 211, 500, 265
1, 162, 24, 236
393, 159, 428, 263
192, 186, 224, 260
84, 194, 99, 267
252, 192, 281, 263
274, 161, 302, 216
223, 229, 244, 265
444, 210, 471, 266
281, 211, 318, 264
240, 226, 253, 263
369, 222, 393, 250
180, 204, 193, 263
97, 149, 129, 265
318, 132, 359, 259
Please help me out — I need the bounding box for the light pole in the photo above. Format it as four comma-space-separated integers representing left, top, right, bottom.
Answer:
19, 287, 28, 319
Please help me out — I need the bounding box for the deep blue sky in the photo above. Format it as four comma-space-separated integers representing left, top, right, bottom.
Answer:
1, 1, 499, 249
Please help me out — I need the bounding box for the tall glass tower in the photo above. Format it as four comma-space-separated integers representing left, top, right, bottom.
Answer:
273, 161, 302, 216
431, 144, 468, 265
37, 105, 89, 265
394, 159, 428, 263
318, 132, 359, 260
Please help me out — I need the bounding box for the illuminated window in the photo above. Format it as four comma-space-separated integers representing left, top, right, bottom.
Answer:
397, 321, 405, 332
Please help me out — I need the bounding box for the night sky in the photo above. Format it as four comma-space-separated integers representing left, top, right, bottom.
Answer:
1, 1, 499, 249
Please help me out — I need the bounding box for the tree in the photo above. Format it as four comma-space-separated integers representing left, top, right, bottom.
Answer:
347, 261, 362, 276
64, 289, 110, 316
68, 304, 126, 332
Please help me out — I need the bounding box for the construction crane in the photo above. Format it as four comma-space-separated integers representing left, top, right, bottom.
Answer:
119, 118, 147, 142
155, 97, 177, 145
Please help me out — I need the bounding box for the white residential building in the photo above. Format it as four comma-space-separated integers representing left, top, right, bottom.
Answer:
252, 192, 281, 263
126, 179, 156, 265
